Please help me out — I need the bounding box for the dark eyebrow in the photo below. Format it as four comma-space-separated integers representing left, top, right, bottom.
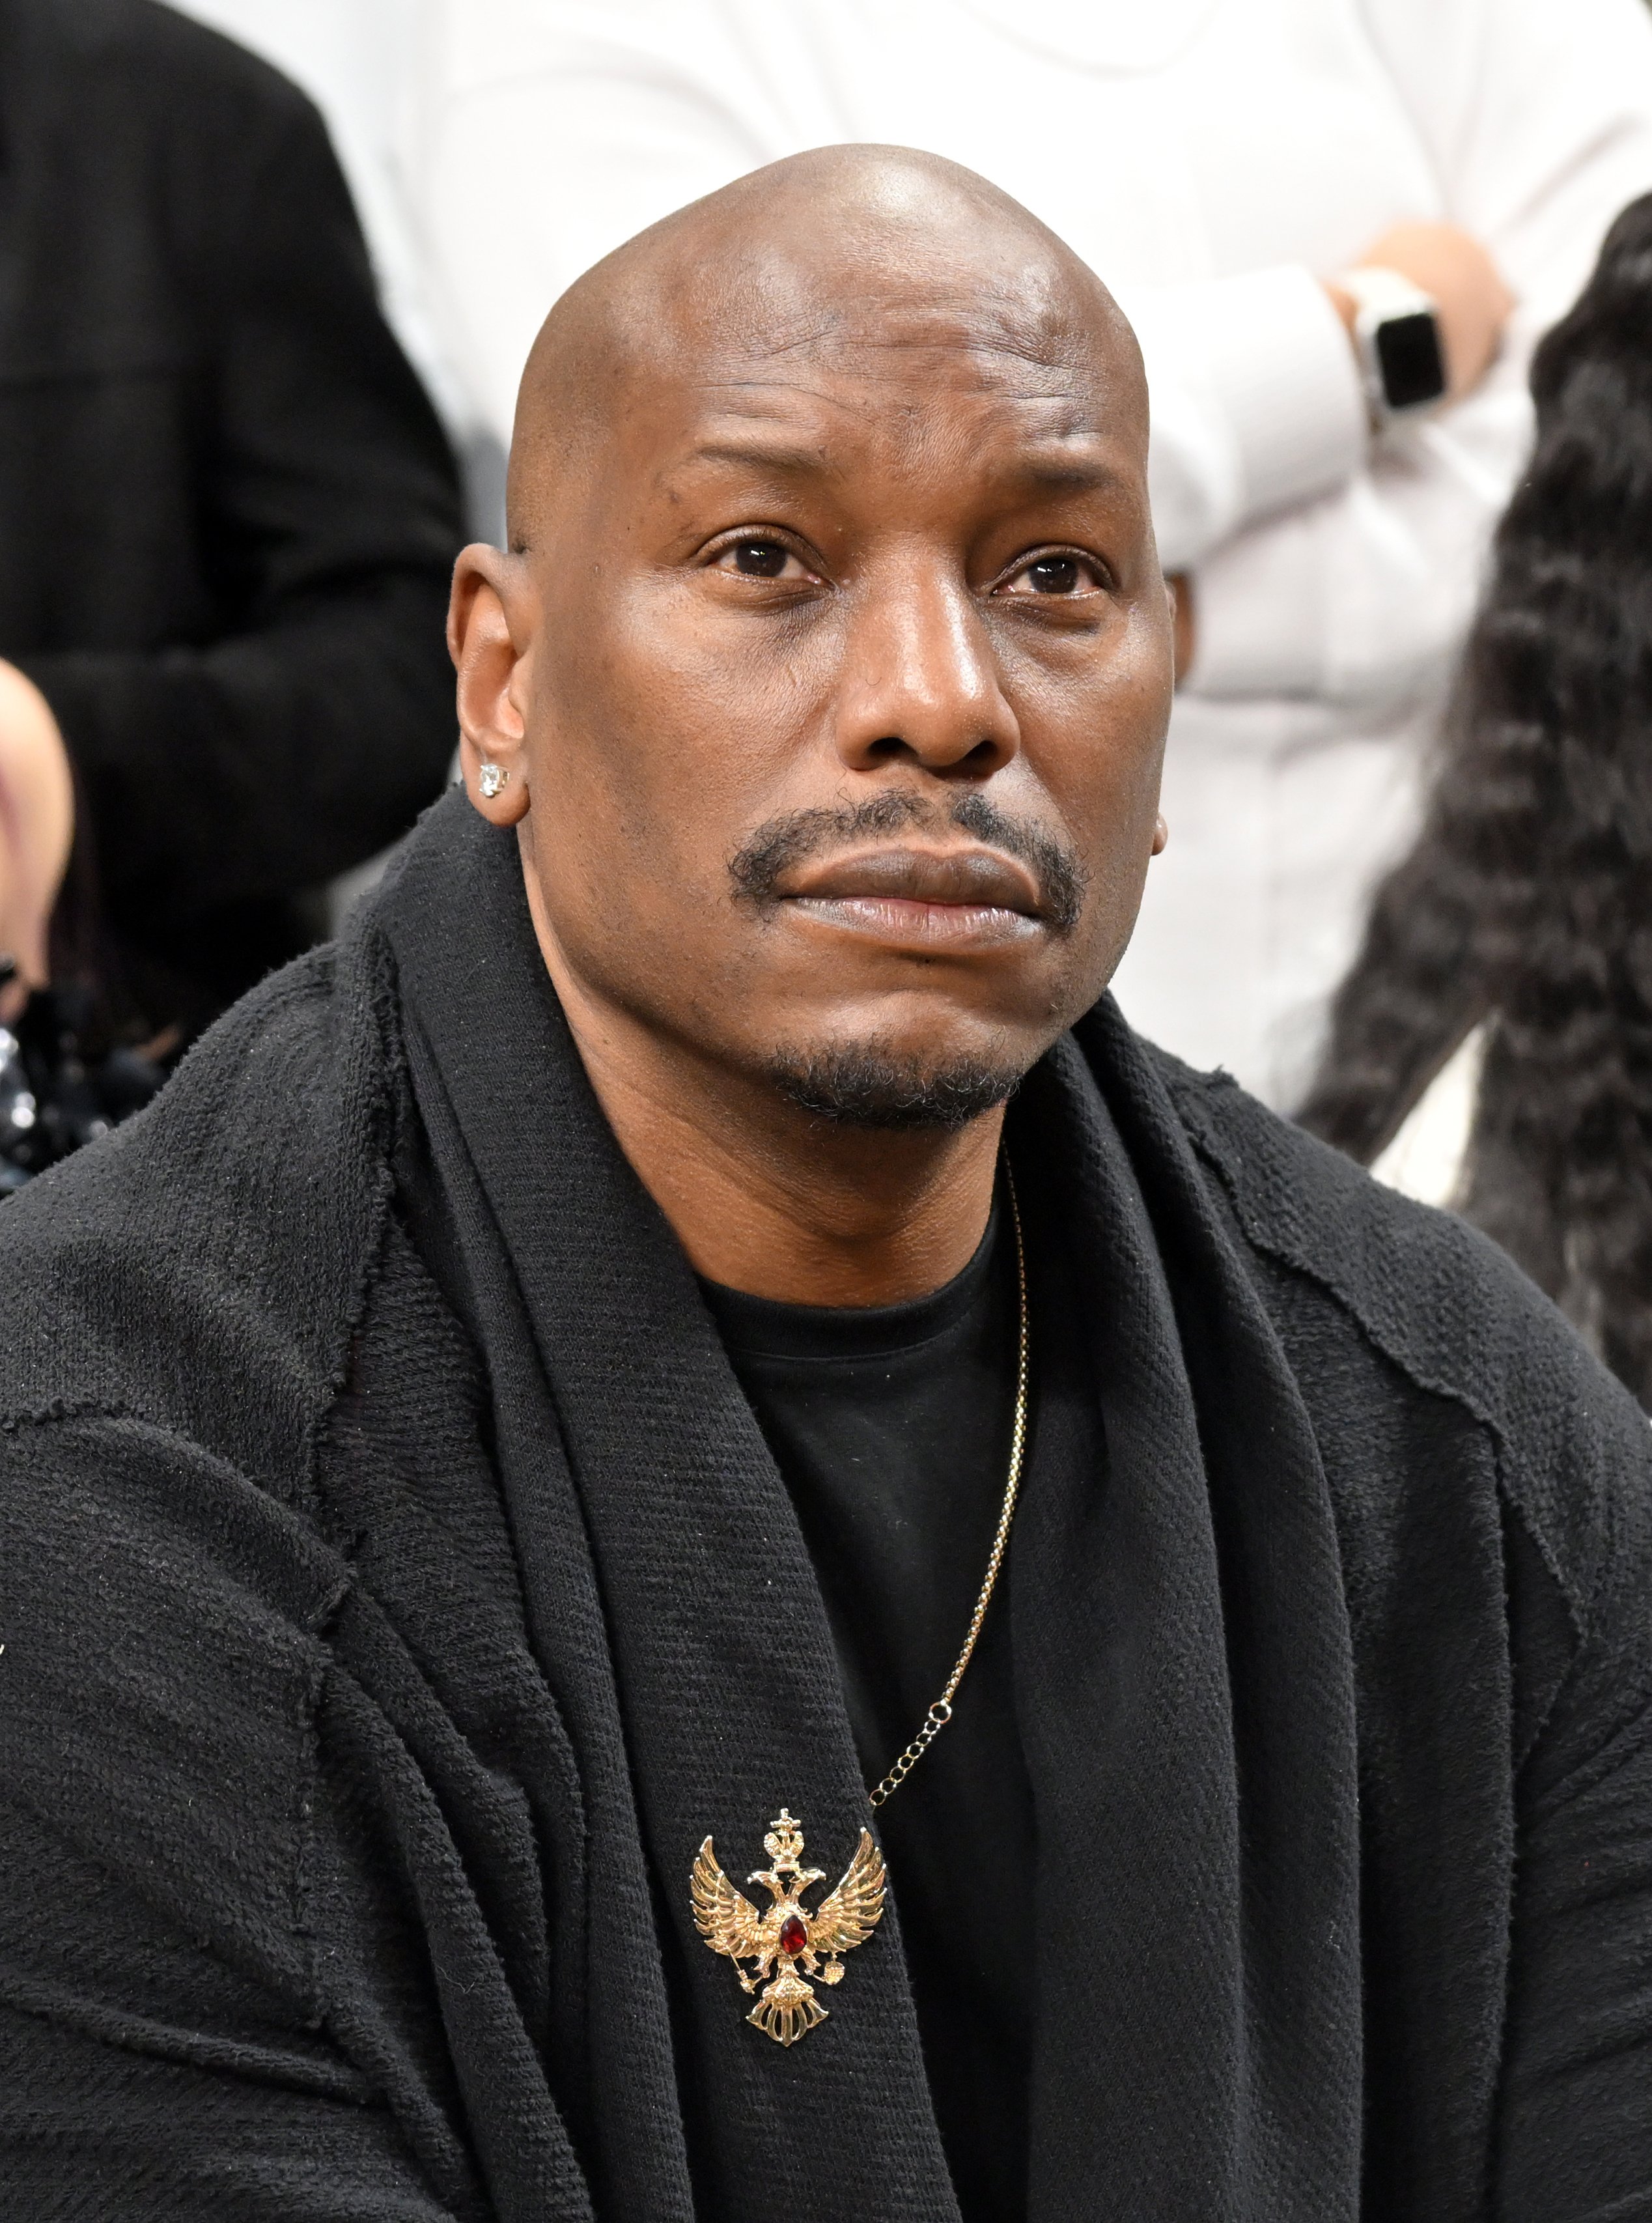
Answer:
683, 440, 832, 478
681, 445, 1130, 498
1008, 454, 1128, 497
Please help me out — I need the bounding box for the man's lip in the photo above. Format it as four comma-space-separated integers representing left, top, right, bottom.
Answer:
775, 845, 1044, 916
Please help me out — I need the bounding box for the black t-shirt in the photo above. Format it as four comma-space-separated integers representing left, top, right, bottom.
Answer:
700, 1200, 1103, 2222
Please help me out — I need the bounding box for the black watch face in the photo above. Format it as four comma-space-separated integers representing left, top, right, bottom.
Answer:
1376, 310, 1446, 411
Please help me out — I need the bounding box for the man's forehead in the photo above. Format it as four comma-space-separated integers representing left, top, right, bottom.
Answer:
632, 273, 1131, 436
644, 248, 1119, 389
658, 384, 1128, 486
508, 145, 1147, 535
632, 326, 1138, 501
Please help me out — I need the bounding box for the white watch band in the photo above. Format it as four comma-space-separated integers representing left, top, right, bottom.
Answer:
1336, 264, 1438, 323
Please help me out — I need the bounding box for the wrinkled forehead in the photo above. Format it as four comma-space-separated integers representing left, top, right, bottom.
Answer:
507, 191, 1149, 542
619, 253, 1143, 476
669, 230, 1105, 357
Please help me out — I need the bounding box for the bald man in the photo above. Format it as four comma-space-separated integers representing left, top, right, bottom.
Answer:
0, 149, 1647, 2223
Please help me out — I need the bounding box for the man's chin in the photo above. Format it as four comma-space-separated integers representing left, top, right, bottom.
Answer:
763, 1043, 1026, 1131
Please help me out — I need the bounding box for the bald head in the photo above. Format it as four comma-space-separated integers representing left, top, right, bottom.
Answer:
506, 144, 1147, 545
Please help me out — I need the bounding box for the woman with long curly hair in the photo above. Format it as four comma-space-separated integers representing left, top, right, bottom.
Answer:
1299, 190, 1652, 1403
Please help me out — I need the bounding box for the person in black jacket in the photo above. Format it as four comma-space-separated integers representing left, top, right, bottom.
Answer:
0, 0, 463, 1038
0, 147, 1646, 2222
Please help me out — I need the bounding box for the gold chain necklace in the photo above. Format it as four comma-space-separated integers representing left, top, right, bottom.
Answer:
868, 1163, 1029, 1809
691, 1163, 1031, 2045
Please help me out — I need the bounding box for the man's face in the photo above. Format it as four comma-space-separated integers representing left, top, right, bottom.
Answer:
507, 279, 1172, 1124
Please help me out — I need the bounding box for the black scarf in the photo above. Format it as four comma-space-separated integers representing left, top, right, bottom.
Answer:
368, 795, 1364, 2222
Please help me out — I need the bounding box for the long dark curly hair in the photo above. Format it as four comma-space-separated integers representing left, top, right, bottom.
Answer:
1298, 192, 1652, 1403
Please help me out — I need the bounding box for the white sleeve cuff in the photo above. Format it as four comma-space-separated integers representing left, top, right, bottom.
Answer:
1125, 266, 1369, 571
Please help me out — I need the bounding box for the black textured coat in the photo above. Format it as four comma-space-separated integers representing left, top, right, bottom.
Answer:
0, 0, 463, 1023
0, 795, 1647, 2221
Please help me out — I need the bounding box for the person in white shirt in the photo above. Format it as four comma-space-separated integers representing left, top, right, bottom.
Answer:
405, 0, 1652, 1102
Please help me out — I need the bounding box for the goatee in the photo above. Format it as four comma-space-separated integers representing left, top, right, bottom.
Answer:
765, 1046, 1020, 1131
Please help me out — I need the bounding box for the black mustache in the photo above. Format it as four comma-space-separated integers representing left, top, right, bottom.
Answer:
728, 791, 1087, 933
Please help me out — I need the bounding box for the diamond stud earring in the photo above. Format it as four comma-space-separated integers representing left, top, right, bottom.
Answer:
478, 762, 509, 800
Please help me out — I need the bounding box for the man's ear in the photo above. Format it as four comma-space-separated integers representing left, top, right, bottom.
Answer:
449, 544, 535, 827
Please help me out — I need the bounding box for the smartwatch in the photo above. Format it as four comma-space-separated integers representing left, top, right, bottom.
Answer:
1337, 265, 1448, 423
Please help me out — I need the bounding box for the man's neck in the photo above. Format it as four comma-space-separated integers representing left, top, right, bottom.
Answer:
529, 903, 1001, 1309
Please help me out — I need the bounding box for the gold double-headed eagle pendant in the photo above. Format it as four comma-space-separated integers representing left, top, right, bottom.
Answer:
692, 1809, 886, 2046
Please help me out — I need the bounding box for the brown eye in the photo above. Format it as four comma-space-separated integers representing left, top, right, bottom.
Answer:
999, 552, 1106, 598
721, 538, 798, 578
735, 539, 787, 576
1026, 557, 1080, 594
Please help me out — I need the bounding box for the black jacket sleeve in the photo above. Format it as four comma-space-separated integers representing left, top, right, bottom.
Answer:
1496, 1433, 1652, 2219
18, 87, 464, 927
0, 1417, 471, 2220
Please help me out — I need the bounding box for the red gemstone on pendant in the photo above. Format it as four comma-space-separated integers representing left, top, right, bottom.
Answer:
779, 1914, 808, 1957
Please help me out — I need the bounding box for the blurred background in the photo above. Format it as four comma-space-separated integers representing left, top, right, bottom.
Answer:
7, 0, 1652, 1397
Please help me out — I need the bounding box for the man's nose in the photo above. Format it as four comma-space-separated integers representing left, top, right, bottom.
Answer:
831, 562, 1020, 777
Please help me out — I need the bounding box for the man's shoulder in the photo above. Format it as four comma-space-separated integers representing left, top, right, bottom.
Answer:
1149, 1042, 1652, 1630
0, 940, 393, 1481
1151, 1043, 1564, 1389
37, 0, 318, 128
12, 0, 334, 227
